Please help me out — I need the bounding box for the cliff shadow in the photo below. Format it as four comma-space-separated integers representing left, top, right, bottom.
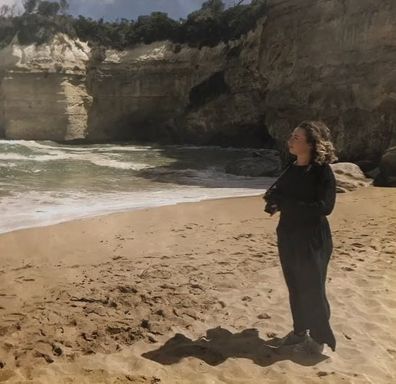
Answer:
142, 326, 328, 368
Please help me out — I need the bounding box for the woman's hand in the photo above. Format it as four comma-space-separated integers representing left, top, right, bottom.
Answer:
264, 201, 279, 216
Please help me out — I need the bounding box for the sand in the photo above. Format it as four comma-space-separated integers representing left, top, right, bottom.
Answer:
0, 185, 395, 383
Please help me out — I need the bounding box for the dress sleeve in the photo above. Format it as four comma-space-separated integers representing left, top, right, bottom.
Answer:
264, 163, 292, 206
264, 179, 284, 206
280, 164, 336, 216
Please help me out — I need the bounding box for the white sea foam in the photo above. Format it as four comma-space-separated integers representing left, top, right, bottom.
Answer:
0, 140, 276, 234
0, 151, 153, 170
87, 157, 151, 170
0, 140, 162, 153
0, 186, 269, 235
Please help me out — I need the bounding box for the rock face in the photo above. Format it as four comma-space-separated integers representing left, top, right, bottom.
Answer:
85, 42, 225, 142
0, 34, 92, 141
374, 146, 396, 187
261, 0, 396, 163
0, 0, 395, 164
85, 35, 270, 147
225, 150, 281, 177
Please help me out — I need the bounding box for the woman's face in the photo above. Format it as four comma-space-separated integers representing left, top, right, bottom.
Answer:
287, 127, 312, 156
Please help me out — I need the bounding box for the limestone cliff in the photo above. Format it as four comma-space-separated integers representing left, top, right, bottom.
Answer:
0, 0, 395, 163
85, 42, 226, 142
260, 0, 396, 162
0, 34, 92, 141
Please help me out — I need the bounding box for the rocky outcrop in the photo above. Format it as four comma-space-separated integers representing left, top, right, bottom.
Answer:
374, 146, 396, 187
0, 0, 395, 165
0, 34, 92, 141
172, 0, 396, 159
225, 149, 281, 177
85, 42, 225, 142
330, 162, 372, 192
261, 0, 396, 164
175, 28, 271, 148
86, 30, 272, 147
225, 159, 373, 191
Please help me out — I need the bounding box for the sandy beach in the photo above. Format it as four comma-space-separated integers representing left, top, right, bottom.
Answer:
0, 185, 395, 383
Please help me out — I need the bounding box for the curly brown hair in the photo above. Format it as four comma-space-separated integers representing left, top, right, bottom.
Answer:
297, 120, 338, 165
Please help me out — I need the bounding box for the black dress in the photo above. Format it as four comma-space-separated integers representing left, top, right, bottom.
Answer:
268, 161, 337, 351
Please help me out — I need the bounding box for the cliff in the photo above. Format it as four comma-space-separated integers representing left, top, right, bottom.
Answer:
0, 34, 92, 141
261, 0, 396, 162
0, 0, 395, 162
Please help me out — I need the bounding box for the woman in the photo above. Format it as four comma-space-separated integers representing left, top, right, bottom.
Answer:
264, 120, 338, 354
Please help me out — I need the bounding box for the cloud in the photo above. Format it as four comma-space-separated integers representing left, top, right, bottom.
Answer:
0, 0, 21, 7
0, 0, 18, 4
0, 0, 23, 14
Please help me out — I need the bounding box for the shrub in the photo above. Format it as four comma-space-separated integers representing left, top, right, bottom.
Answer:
0, 0, 268, 49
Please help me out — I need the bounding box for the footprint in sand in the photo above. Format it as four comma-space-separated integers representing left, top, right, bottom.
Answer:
387, 348, 396, 357
0, 370, 15, 382
341, 266, 355, 272
351, 242, 365, 248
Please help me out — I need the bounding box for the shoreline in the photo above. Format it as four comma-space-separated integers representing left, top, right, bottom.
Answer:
0, 185, 395, 383
0, 190, 266, 236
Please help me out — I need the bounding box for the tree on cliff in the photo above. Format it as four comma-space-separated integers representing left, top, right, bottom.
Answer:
15, 0, 74, 45
177, 0, 226, 47
177, 0, 267, 47
37, 1, 61, 17
73, 16, 135, 49
0, 6, 17, 48
134, 12, 180, 44
1, 0, 267, 50
23, 0, 38, 14
188, 0, 226, 20
72, 0, 267, 49
59, 0, 69, 14
23, 0, 68, 16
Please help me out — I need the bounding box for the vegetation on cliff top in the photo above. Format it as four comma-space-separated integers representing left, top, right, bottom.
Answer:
0, 0, 267, 49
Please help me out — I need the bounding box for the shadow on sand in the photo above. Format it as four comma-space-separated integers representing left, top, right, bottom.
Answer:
142, 326, 329, 367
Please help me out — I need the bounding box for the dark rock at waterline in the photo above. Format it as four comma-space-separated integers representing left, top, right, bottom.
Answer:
374, 146, 396, 187
355, 160, 378, 174
355, 160, 381, 179
225, 150, 281, 177
364, 167, 381, 180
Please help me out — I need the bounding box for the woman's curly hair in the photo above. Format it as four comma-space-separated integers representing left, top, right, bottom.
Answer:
297, 120, 338, 165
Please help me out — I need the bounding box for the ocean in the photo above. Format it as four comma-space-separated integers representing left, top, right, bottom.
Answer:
0, 140, 275, 234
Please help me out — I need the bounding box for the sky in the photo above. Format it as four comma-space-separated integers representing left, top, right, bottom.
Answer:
0, 0, 251, 20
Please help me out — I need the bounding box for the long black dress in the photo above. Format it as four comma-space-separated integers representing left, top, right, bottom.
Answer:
268, 161, 337, 351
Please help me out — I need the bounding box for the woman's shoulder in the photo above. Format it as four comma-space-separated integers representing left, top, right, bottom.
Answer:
312, 161, 333, 171
312, 162, 336, 182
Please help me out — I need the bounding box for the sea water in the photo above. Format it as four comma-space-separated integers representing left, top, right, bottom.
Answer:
0, 140, 275, 234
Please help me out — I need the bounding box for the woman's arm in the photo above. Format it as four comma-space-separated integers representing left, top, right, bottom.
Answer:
263, 162, 293, 206
263, 186, 282, 215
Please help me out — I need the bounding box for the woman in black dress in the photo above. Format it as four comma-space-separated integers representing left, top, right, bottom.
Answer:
264, 120, 338, 354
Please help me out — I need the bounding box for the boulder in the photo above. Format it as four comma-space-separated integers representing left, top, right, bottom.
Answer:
225, 150, 281, 177
330, 162, 372, 193
374, 146, 396, 187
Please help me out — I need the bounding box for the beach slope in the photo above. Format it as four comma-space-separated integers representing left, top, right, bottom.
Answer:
0, 186, 395, 383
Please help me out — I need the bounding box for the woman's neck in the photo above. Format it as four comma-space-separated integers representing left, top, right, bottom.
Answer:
295, 154, 311, 166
